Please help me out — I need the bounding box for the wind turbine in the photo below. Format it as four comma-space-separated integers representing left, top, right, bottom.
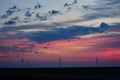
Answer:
21, 48, 25, 68
58, 57, 62, 68
96, 54, 98, 67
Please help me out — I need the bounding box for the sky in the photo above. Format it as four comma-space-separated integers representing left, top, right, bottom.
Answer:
0, 0, 120, 68
0, 0, 120, 27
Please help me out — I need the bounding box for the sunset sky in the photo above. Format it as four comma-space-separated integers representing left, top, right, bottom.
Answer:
0, 0, 120, 68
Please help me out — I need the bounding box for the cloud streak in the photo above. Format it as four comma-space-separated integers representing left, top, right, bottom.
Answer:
81, 0, 120, 24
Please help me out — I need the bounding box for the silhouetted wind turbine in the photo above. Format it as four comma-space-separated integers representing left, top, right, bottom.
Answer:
21, 49, 24, 68
96, 55, 98, 67
58, 57, 62, 67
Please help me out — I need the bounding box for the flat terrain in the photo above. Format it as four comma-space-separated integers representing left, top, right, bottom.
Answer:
0, 67, 120, 80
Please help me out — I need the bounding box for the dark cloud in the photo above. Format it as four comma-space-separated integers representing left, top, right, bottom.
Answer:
1, 14, 9, 19
4, 16, 19, 25
0, 5, 20, 19
35, 13, 47, 21
49, 10, 60, 15
64, 3, 71, 7
0, 24, 56, 39
0, 24, 53, 32
4, 20, 16, 25
27, 23, 109, 43
34, 2, 42, 9
2, 22, 120, 43
64, 0, 78, 7
24, 11, 32, 17
11, 16, 19, 21
1, 22, 120, 44
1, 5, 20, 19
73, 0, 78, 4
82, 5, 89, 10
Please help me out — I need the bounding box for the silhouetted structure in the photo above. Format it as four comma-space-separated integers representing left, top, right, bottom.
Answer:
96, 55, 98, 67
58, 57, 62, 67
21, 49, 25, 68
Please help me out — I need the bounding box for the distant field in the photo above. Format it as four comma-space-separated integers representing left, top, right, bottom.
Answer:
0, 67, 120, 80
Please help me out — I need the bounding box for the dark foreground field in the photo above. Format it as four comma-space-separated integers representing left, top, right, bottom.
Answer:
0, 67, 120, 80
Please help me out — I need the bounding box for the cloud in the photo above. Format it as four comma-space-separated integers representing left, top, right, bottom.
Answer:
35, 13, 47, 21
0, 0, 119, 27
0, 23, 56, 39
49, 10, 60, 15
82, 0, 120, 22
96, 40, 120, 49
0, 14, 9, 19
0, 21, 120, 43
102, 0, 120, 5
0, 5, 20, 19
64, 0, 78, 7
24, 11, 32, 17
4, 20, 16, 25
3, 16, 19, 25
34, 2, 42, 9
27, 23, 109, 43
83, 13, 109, 21
1, 22, 120, 43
